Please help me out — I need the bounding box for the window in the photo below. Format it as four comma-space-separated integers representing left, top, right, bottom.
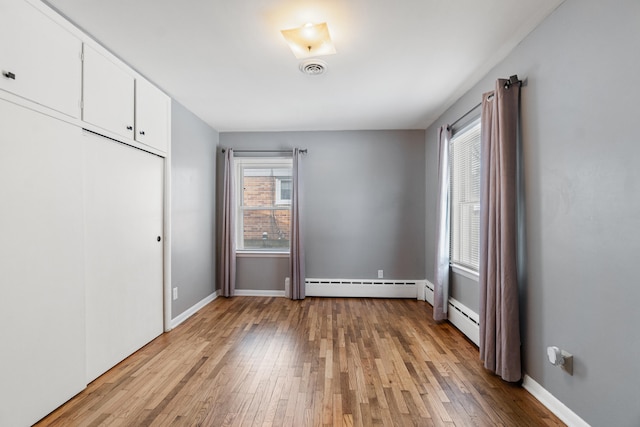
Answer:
235, 158, 292, 251
275, 177, 292, 205
449, 119, 481, 272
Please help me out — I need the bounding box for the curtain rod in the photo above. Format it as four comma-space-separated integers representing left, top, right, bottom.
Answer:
221, 148, 307, 154
448, 75, 522, 131
448, 102, 481, 130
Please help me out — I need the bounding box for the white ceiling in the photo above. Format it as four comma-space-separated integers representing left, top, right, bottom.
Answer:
45, 0, 563, 132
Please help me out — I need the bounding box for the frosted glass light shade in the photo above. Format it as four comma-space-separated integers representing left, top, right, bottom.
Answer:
280, 22, 336, 59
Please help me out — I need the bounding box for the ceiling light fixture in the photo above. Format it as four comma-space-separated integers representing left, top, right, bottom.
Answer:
280, 22, 336, 59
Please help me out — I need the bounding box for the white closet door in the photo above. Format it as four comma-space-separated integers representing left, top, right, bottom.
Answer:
0, 101, 86, 426
84, 133, 164, 382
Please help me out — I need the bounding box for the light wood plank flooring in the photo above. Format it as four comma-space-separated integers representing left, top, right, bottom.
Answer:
36, 297, 564, 426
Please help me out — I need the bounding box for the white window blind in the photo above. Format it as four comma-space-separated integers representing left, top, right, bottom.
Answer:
449, 120, 481, 272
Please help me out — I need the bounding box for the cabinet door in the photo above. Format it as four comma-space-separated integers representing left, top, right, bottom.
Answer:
83, 133, 164, 382
0, 0, 82, 118
82, 44, 135, 140
0, 101, 86, 426
135, 78, 170, 153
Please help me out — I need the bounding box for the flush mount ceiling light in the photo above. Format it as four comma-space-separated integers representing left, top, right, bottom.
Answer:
280, 22, 336, 59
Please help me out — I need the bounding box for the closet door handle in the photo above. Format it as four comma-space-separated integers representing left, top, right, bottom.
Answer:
2, 71, 16, 80
157, 236, 161, 242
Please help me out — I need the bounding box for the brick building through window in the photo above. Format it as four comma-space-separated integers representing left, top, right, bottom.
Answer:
236, 158, 292, 251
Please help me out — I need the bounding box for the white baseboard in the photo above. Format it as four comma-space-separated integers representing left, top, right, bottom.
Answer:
422, 281, 587, 426
169, 290, 219, 330
523, 375, 590, 427
169, 284, 587, 427
234, 289, 286, 297
306, 279, 419, 298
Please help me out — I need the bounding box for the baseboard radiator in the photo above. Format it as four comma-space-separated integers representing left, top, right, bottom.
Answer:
305, 278, 422, 298
423, 280, 480, 346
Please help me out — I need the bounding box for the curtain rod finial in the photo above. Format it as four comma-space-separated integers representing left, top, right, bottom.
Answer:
505, 75, 522, 89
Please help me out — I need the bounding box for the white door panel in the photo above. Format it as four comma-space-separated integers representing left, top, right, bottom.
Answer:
0, 0, 82, 118
82, 45, 134, 140
135, 78, 169, 153
0, 101, 86, 426
83, 132, 164, 382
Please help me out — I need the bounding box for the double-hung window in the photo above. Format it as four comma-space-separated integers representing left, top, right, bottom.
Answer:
235, 157, 292, 252
275, 177, 292, 205
449, 119, 481, 273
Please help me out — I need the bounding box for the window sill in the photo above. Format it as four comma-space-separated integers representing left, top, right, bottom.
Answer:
451, 264, 479, 281
236, 251, 289, 258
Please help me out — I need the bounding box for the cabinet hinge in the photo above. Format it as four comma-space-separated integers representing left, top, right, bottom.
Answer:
80, 50, 84, 61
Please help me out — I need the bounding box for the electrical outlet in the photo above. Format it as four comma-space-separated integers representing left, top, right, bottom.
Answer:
172, 287, 178, 300
378, 270, 384, 279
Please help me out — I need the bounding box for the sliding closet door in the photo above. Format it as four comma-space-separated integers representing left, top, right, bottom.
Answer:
0, 101, 86, 426
83, 132, 164, 382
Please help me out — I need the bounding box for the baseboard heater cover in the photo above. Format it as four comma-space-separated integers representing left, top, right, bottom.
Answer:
447, 297, 480, 346
423, 280, 479, 346
424, 280, 434, 304
305, 278, 421, 298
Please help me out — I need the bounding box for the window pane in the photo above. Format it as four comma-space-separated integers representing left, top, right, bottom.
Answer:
236, 159, 292, 251
242, 208, 290, 250
450, 120, 481, 271
279, 179, 292, 201
243, 174, 278, 207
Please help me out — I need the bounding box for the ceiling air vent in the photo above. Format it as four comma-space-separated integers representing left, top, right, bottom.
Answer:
299, 59, 328, 76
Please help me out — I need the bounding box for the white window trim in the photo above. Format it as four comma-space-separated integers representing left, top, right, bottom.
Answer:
236, 251, 290, 258
234, 157, 293, 252
449, 118, 481, 272
451, 263, 479, 281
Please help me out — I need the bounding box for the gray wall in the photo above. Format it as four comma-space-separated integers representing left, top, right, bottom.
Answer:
449, 272, 479, 312
235, 256, 290, 291
219, 130, 426, 291
171, 100, 219, 318
425, 0, 640, 425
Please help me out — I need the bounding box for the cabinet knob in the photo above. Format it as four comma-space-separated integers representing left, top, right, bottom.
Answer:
2, 71, 16, 80
139, 130, 146, 136
126, 126, 133, 130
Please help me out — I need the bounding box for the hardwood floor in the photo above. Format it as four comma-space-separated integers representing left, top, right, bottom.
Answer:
36, 297, 564, 426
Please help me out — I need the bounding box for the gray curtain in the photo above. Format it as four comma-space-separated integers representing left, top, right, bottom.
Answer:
433, 125, 451, 321
220, 148, 236, 297
289, 148, 305, 300
479, 79, 521, 382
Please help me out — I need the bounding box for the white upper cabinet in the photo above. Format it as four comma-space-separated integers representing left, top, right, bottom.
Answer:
135, 78, 170, 152
0, 0, 82, 118
82, 44, 135, 141
82, 44, 169, 153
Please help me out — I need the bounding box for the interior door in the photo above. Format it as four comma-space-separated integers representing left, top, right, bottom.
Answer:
0, 101, 86, 426
83, 132, 164, 382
